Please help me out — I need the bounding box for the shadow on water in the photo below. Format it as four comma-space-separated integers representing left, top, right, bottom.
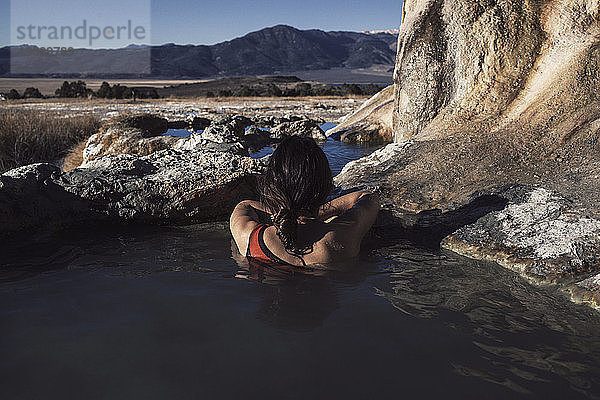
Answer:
370, 238, 600, 398
362, 194, 509, 250
232, 239, 372, 332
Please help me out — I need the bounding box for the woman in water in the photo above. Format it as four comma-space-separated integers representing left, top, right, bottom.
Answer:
230, 136, 380, 267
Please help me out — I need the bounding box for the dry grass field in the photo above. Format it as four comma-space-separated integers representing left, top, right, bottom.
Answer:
0, 110, 102, 172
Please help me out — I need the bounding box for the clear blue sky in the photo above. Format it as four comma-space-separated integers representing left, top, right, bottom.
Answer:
0, 0, 402, 47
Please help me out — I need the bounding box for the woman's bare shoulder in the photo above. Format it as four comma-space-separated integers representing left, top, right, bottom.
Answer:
229, 200, 264, 254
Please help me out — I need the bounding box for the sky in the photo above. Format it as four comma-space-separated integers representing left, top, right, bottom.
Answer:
0, 0, 402, 48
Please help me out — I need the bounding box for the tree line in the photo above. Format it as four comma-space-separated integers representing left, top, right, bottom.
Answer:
3, 81, 386, 100
4, 81, 159, 100
203, 83, 386, 98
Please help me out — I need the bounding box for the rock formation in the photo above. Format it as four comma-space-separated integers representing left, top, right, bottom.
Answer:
270, 119, 327, 141
336, 0, 600, 308
0, 112, 331, 237
82, 114, 178, 165
195, 115, 253, 144
242, 126, 273, 150
326, 85, 394, 143
0, 147, 265, 235
253, 115, 305, 129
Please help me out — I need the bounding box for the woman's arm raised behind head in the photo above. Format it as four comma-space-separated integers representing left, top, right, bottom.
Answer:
318, 190, 379, 221
324, 191, 380, 253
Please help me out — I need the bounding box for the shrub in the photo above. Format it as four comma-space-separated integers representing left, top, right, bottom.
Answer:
111, 84, 133, 99
23, 87, 43, 99
7, 89, 21, 100
55, 81, 94, 98
266, 84, 282, 97
96, 81, 113, 98
235, 85, 258, 97
295, 83, 313, 97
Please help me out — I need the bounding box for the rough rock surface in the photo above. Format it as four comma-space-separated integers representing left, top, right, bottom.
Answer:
326, 85, 394, 144
242, 126, 273, 150
0, 147, 266, 236
0, 163, 88, 233
82, 114, 177, 165
176, 115, 252, 150
200, 115, 253, 143
68, 147, 264, 222
394, 0, 600, 142
190, 117, 211, 130
270, 119, 327, 141
570, 274, 600, 309
334, 0, 600, 308
442, 186, 600, 284
252, 115, 305, 128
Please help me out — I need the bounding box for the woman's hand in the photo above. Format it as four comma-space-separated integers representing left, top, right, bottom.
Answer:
318, 190, 378, 221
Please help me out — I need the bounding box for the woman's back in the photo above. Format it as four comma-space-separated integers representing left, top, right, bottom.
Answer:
231, 190, 380, 267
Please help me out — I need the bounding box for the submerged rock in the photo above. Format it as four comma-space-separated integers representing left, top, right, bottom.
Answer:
326, 85, 394, 144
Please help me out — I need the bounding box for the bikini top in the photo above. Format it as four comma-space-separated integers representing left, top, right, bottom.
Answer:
246, 223, 306, 267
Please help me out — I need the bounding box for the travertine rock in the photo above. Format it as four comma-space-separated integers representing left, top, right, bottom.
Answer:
0, 147, 266, 235
177, 115, 252, 150
326, 85, 394, 144
336, 0, 600, 308
270, 119, 327, 141
442, 186, 600, 284
343, 1, 599, 145
570, 273, 600, 309
82, 114, 177, 165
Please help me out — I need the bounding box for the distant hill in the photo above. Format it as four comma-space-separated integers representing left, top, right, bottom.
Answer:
0, 25, 397, 79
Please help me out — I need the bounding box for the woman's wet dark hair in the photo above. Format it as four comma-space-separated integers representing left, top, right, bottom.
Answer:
259, 136, 334, 255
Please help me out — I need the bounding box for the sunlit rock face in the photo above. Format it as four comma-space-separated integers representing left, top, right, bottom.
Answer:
333, 2, 599, 147
394, 0, 599, 142
336, 0, 600, 308
326, 85, 394, 144
82, 114, 177, 165
344, 0, 600, 212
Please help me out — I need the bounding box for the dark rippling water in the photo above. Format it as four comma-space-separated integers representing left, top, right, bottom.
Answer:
2, 136, 600, 399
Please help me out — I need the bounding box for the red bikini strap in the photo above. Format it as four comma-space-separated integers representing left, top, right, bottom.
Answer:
246, 223, 267, 257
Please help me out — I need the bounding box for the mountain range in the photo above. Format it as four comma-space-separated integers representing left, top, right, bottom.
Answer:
0, 25, 398, 79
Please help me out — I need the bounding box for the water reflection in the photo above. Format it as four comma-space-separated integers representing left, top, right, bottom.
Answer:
2, 222, 600, 398
371, 240, 600, 398
250, 136, 382, 175
232, 240, 370, 331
